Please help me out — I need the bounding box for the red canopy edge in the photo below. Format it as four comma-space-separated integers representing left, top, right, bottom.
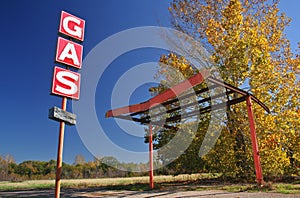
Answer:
105, 69, 210, 118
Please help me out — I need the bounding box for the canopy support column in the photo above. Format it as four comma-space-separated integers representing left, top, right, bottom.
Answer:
246, 96, 263, 185
149, 124, 154, 189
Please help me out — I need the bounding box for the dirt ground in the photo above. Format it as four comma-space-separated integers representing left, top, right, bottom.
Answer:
1, 188, 299, 198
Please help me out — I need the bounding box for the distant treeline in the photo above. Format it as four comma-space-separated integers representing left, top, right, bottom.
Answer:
1, 153, 299, 182
0, 155, 171, 181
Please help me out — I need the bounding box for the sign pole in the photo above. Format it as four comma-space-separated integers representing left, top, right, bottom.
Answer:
51, 11, 85, 198
55, 97, 67, 198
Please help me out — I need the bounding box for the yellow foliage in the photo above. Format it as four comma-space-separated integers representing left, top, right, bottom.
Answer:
158, 53, 195, 80
168, 0, 300, 176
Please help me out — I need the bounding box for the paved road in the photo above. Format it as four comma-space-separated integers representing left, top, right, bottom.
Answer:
0, 189, 299, 198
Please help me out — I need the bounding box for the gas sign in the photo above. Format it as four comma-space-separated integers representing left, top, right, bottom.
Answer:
51, 11, 85, 100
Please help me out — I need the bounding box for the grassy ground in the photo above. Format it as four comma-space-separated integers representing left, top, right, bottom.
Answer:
0, 174, 299, 194
0, 174, 217, 190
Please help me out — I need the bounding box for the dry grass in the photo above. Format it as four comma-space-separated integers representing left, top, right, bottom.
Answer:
0, 173, 218, 191
1, 174, 298, 194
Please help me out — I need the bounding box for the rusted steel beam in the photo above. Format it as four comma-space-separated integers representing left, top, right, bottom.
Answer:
137, 90, 235, 123
129, 84, 220, 117
105, 70, 210, 118
207, 77, 248, 96
158, 95, 248, 123
131, 96, 247, 124
113, 115, 143, 123
207, 77, 270, 113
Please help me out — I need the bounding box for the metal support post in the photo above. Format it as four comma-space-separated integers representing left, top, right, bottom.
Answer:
149, 124, 154, 189
246, 96, 263, 185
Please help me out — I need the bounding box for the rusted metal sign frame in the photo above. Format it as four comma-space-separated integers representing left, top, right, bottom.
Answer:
106, 71, 269, 187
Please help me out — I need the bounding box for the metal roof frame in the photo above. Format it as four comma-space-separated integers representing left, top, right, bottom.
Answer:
105, 71, 269, 125
105, 70, 268, 187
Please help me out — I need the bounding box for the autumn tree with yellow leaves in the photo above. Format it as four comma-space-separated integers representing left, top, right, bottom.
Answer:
152, 0, 299, 178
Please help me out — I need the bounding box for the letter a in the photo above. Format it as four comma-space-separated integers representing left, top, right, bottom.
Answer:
58, 43, 80, 66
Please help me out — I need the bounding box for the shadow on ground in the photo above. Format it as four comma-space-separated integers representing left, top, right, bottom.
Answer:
0, 178, 299, 197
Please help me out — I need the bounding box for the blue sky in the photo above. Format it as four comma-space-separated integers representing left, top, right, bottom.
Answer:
0, 0, 299, 164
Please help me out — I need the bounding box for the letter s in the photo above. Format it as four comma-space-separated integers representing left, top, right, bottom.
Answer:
55, 71, 79, 95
